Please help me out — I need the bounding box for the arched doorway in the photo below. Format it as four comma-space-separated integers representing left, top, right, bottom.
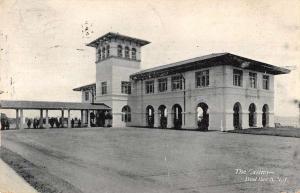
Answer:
248, 103, 256, 127
197, 103, 209, 131
158, 105, 167, 129
146, 105, 154, 128
233, 102, 242, 130
121, 105, 131, 123
262, 104, 269, 127
172, 104, 182, 129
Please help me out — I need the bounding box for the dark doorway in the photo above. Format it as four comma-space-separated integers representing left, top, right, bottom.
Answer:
96, 110, 105, 127
172, 104, 182, 129
262, 104, 269, 127
197, 103, 209, 131
146, 105, 154, 128
233, 102, 242, 130
158, 105, 167, 128
248, 103, 256, 127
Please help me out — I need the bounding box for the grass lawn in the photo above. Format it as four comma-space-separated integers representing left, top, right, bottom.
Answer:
228, 127, 300, 138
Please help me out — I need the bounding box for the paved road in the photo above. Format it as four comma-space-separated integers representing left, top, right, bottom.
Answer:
1, 127, 300, 193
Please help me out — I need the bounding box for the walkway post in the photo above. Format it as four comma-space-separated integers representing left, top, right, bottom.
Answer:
61, 109, 64, 128
80, 110, 84, 125
20, 109, 24, 129
39, 109, 43, 128
67, 109, 71, 128
45, 109, 49, 129
16, 109, 19, 129
87, 110, 91, 127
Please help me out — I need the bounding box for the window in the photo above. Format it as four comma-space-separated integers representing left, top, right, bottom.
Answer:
233, 69, 243, 86
121, 106, 131, 122
158, 78, 168, 92
263, 75, 269, 90
106, 45, 110, 57
145, 80, 154, 94
117, 45, 123, 57
102, 47, 106, 59
97, 49, 101, 61
121, 81, 131, 94
196, 70, 209, 88
101, 82, 107, 95
125, 47, 130, 58
249, 72, 257, 88
84, 92, 89, 101
131, 48, 136, 60
171, 76, 183, 91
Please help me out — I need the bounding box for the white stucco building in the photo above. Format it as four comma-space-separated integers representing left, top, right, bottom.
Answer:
74, 32, 290, 131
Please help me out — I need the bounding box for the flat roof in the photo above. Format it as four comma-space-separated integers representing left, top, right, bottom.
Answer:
0, 100, 111, 110
130, 53, 290, 80
86, 32, 150, 48
73, 83, 96, 91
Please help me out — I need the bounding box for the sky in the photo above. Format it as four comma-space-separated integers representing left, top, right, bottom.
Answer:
0, 0, 299, 117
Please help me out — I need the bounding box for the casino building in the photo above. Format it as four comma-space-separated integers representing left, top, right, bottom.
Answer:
73, 32, 290, 131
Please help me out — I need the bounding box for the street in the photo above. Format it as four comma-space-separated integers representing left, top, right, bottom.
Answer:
1, 127, 300, 193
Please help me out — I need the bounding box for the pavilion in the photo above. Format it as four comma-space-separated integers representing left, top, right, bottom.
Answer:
0, 100, 111, 129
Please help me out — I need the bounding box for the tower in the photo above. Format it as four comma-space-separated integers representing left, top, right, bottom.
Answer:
86, 32, 150, 127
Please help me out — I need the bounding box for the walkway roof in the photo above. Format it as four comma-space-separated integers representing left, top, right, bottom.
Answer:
130, 53, 291, 80
0, 100, 111, 110
73, 83, 96, 91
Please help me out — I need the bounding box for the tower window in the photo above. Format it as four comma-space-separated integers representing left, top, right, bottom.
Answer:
106, 45, 110, 57
131, 48, 136, 60
101, 82, 107, 95
97, 48, 101, 61
249, 72, 257, 88
102, 47, 106, 59
263, 75, 269, 90
125, 47, 130, 58
196, 70, 209, 88
233, 69, 243, 86
117, 45, 123, 57
121, 81, 131, 94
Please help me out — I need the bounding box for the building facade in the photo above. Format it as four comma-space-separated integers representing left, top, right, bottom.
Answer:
74, 32, 290, 131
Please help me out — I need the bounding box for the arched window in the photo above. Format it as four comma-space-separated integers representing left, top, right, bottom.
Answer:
121, 105, 131, 122
106, 45, 110, 57
249, 103, 256, 127
125, 47, 130, 58
102, 47, 106, 59
117, 45, 123, 57
131, 48, 136, 60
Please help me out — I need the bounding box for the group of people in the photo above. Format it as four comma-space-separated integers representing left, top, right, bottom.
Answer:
1, 119, 10, 130
26, 119, 42, 129
26, 117, 82, 129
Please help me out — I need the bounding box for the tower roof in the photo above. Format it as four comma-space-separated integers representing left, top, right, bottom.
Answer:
86, 32, 150, 48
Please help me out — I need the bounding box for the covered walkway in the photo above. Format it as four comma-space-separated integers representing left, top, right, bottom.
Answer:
0, 100, 111, 129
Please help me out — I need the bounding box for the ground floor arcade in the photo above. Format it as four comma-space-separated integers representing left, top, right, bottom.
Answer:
122, 101, 272, 131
